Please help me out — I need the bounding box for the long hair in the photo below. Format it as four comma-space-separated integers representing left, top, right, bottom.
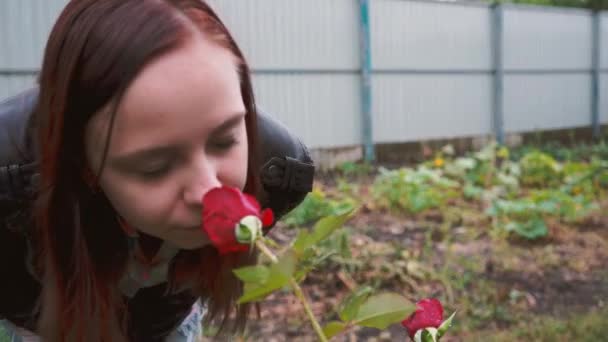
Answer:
31, 0, 260, 340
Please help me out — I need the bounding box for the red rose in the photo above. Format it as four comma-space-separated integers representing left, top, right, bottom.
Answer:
401, 298, 444, 339
202, 185, 274, 255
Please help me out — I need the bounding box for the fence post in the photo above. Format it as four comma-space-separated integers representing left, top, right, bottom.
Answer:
359, 0, 375, 162
591, 10, 601, 139
492, 2, 505, 145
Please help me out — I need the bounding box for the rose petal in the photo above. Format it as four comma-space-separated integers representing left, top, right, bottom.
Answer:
203, 186, 257, 220
243, 192, 262, 213
260, 208, 275, 227
201, 186, 266, 255
401, 298, 444, 339
203, 212, 248, 255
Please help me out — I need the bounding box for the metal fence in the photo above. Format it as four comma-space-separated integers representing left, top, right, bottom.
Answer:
1, 0, 607, 158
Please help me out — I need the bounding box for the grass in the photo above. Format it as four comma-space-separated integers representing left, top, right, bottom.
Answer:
464, 306, 608, 341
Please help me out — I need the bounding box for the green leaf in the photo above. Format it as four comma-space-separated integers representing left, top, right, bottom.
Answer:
414, 328, 440, 342
0, 324, 11, 342
237, 273, 289, 304
338, 286, 373, 322
233, 265, 270, 284
235, 216, 262, 244
456, 157, 477, 170
237, 252, 297, 304
437, 311, 456, 338
352, 293, 415, 330
322, 321, 347, 339
293, 210, 354, 254
507, 218, 548, 240
463, 183, 484, 200
275, 250, 298, 276
424, 327, 439, 342
292, 229, 311, 254
485, 203, 499, 217
292, 247, 316, 281
536, 200, 558, 214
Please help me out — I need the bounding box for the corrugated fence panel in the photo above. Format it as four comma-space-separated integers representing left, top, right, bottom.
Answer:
601, 74, 608, 124
253, 74, 361, 149
0, 0, 67, 70
370, 0, 492, 144
0, 0, 67, 99
1, 1, 605, 147
503, 5, 592, 70
504, 74, 591, 132
0, 75, 37, 100
503, 5, 593, 133
600, 12, 608, 69
207, 0, 360, 148
207, 0, 360, 70
601, 13, 608, 124
371, 0, 493, 70
373, 74, 493, 143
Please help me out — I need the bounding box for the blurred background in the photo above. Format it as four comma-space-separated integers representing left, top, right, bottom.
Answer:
2, 0, 607, 341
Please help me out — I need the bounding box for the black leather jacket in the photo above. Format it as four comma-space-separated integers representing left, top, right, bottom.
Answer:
0, 88, 314, 340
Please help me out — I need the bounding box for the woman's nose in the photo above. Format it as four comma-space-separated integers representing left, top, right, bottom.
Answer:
183, 163, 221, 205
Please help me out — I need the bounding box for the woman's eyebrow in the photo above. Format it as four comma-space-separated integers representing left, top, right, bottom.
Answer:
109, 111, 246, 168
209, 111, 246, 137
110, 145, 178, 168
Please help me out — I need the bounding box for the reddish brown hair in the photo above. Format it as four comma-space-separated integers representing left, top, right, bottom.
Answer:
31, 0, 259, 340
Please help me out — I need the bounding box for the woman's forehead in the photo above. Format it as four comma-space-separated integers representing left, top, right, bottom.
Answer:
86, 36, 245, 160
120, 37, 242, 128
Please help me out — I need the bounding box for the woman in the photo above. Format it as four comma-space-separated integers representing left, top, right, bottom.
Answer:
0, 0, 314, 341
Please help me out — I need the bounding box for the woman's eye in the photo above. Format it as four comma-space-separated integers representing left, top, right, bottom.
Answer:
212, 137, 237, 151
138, 164, 170, 179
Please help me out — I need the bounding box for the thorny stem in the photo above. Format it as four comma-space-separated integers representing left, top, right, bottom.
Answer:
255, 240, 329, 342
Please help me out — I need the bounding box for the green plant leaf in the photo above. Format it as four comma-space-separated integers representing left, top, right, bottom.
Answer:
506, 217, 548, 240
352, 293, 415, 329
275, 250, 297, 276
463, 183, 484, 200
233, 265, 270, 284
414, 328, 440, 342
338, 286, 373, 322
536, 200, 558, 214
424, 327, 439, 342
293, 210, 354, 254
0, 324, 11, 342
437, 311, 457, 337
237, 272, 288, 304
322, 321, 347, 339
237, 252, 297, 304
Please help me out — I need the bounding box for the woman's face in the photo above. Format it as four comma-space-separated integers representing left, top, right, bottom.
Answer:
85, 36, 249, 249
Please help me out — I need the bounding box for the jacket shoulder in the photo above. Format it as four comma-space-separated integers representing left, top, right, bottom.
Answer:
0, 88, 38, 165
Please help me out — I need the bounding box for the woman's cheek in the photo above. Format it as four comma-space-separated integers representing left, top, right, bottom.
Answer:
100, 175, 173, 225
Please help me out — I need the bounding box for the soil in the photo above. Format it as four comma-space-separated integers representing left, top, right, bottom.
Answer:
202, 176, 608, 341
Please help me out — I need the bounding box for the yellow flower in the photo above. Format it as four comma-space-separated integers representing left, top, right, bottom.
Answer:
434, 158, 445, 168
497, 147, 510, 159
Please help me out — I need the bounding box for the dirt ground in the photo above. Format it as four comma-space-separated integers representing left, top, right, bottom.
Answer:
202, 176, 608, 341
